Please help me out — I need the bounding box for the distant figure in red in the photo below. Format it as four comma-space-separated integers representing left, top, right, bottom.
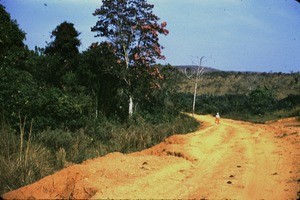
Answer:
215, 112, 220, 124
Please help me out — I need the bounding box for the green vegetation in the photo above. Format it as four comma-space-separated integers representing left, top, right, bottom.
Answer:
0, 3, 198, 194
178, 72, 300, 122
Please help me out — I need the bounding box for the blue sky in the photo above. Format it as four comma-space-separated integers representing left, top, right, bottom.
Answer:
2, 0, 300, 72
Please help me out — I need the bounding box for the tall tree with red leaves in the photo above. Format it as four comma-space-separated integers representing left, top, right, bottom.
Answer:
92, 0, 169, 116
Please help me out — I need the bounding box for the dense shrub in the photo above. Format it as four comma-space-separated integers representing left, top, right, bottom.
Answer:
248, 88, 277, 114
174, 89, 299, 119
277, 94, 300, 110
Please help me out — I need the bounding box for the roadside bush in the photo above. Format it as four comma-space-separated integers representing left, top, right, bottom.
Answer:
173, 92, 193, 113
67, 129, 95, 163
37, 128, 96, 164
83, 114, 121, 142
0, 110, 199, 195
37, 129, 74, 152
83, 113, 199, 153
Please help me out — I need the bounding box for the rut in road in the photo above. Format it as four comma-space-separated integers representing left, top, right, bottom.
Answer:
3, 114, 299, 199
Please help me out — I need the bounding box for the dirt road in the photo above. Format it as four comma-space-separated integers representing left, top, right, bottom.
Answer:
3, 114, 300, 199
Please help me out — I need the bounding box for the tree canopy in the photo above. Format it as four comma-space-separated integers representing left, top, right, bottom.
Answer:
40, 21, 81, 88
92, 0, 169, 67
44, 21, 81, 59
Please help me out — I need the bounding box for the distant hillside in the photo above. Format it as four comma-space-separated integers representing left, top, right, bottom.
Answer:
174, 65, 220, 73
180, 71, 300, 99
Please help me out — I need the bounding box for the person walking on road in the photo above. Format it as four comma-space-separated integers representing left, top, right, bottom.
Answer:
215, 112, 220, 124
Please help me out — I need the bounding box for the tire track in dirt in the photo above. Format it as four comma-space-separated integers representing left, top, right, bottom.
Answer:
2, 114, 299, 199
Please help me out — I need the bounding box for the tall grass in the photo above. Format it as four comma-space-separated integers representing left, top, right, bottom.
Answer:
0, 113, 198, 195
0, 118, 54, 194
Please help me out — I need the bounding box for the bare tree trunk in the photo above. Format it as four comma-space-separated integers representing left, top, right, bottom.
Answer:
129, 95, 133, 116
95, 94, 98, 118
185, 56, 205, 116
123, 45, 134, 117
192, 80, 198, 116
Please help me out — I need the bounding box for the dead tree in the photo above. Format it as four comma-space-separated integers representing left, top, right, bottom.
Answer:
185, 56, 205, 116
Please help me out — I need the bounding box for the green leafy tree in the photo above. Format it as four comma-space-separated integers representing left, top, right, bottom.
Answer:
43, 21, 81, 88
0, 4, 26, 64
35, 88, 91, 130
0, 66, 41, 129
153, 65, 183, 115
0, 4, 38, 128
92, 0, 169, 116
0, 4, 35, 73
79, 42, 127, 118
133, 64, 182, 116
44, 21, 80, 58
